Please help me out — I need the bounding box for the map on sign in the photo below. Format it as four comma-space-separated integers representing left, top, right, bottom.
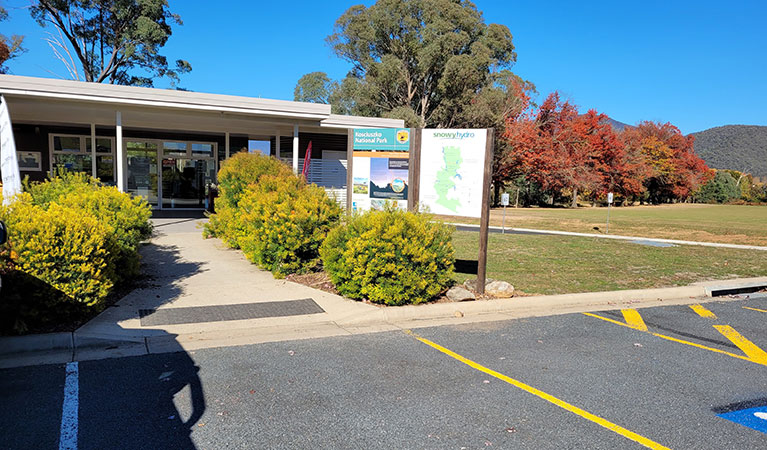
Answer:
419, 129, 487, 218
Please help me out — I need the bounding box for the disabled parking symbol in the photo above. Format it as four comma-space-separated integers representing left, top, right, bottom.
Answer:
716, 404, 767, 434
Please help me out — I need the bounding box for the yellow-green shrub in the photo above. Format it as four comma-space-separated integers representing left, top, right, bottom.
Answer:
59, 187, 152, 280
1, 197, 116, 311
24, 171, 94, 206
205, 152, 294, 246
24, 171, 152, 281
238, 175, 342, 277
320, 207, 455, 305
0, 174, 152, 334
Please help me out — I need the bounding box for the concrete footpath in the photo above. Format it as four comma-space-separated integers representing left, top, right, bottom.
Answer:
2, 217, 766, 369
449, 222, 767, 251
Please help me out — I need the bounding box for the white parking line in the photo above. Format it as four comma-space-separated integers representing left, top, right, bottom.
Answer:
59, 362, 79, 450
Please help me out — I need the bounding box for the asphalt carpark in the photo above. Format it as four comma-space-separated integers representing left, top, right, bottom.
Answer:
1, 294, 766, 449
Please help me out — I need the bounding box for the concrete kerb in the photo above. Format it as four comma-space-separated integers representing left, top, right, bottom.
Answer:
2, 277, 767, 368
333, 284, 711, 327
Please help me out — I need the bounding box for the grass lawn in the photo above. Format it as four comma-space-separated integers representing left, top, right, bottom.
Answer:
439, 204, 767, 246
452, 230, 767, 295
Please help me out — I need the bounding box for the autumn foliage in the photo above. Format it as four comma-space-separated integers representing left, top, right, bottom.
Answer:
500, 89, 712, 205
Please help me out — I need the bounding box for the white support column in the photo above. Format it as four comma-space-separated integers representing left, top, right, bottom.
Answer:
90, 123, 96, 178
275, 131, 281, 159
225, 131, 230, 159
116, 111, 125, 192
292, 124, 299, 173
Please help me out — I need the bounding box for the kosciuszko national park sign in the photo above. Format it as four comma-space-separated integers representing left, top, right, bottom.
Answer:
418, 129, 488, 218
351, 128, 411, 212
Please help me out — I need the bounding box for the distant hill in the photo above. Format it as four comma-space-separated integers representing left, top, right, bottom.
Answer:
691, 125, 767, 179
605, 117, 632, 131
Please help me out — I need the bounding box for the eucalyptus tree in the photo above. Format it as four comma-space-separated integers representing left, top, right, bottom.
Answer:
313, 0, 519, 127
31, 0, 190, 87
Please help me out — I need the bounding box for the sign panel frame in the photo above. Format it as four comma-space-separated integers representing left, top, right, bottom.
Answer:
349, 128, 412, 213
417, 128, 489, 219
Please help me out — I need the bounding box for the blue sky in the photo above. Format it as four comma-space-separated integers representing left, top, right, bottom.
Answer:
3, 0, 765, 134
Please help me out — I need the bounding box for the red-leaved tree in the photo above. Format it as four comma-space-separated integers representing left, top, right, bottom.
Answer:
621, 121, 712, 203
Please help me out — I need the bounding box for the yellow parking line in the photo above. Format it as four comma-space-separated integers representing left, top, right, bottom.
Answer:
584, 312, 762, 366
689, 304, 717, 319
406, 330, 671, 450
622, 309, 648, 331
713, 325, 767, 365
650, 332, 755, 364
743, 306, 767, 313
583, 312, 633, 329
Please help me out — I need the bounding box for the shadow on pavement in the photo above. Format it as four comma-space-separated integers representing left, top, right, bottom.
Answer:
75, 241, 205, 346
79, 335, 205, 450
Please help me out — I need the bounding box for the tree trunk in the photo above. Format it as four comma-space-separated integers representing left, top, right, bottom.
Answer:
571, 187, 578, 208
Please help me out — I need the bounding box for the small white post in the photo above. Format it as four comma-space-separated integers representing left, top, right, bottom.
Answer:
292, 125, 299, 173
501, 192, 510, 234
115, 111, 124, 192
225, 131, 230, 160
606, 192, 613, 234
90, 123, 96, 178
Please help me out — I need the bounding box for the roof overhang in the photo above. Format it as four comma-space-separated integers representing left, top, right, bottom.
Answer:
0, 74, 405, 132
0, 74, 330, 120
321, 114, 405, 129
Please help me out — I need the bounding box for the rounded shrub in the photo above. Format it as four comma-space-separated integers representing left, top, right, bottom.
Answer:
24, 171, 152, 281
696, 171, 740, 204
59, 187, 152, 280
1, 174, 153, 334
320, 207, 455, 305
24, 171, 94, 206
205, 152, 294, 246
1, 197, 117, 309
238, 175, 342, 277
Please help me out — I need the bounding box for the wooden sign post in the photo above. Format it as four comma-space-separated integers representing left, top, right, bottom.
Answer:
408, 128, 422, 212
476, 128, 494, 294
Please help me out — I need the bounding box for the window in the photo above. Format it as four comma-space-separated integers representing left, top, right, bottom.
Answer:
163, 141, 187, 157
191, 143, 214, 157
248, 139, 270, 156
50, 134, 116, 185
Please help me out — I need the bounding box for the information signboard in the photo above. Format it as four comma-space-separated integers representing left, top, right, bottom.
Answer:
351, 128, 411, 212
418, 129, 488, 218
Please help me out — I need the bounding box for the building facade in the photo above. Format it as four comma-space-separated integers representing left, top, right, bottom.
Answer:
0, 75, 403, 210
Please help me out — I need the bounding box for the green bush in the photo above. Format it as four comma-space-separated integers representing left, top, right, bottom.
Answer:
238, 175, 342, 277
1, 198, 117, 323
320, 207, 455, 305
204, 152, 294, 246
23, 171, 94, 206
25, 172, 152, 280
0, 174, 152, 334
696, 171, 740, 204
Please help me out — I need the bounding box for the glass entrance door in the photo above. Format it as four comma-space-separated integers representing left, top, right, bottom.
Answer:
161, 158, 214, 209
124, 139, 217, 209
126, 141, 159, 206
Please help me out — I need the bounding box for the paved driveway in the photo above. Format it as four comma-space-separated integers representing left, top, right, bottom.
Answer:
2, 295, 766, 449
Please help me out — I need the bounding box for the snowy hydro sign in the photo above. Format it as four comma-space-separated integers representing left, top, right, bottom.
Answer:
418, 129, 488, 218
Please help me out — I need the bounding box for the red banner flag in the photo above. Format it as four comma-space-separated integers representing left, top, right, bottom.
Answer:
302, 141, 313, 178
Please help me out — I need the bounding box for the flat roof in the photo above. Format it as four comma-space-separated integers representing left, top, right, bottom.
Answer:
0, 75, 404, 128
